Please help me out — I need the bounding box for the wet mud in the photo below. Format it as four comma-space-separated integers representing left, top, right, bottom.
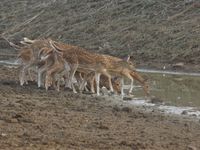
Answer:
0, 66, 200, 150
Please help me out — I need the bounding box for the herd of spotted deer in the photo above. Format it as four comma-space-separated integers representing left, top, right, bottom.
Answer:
8, 37, 150, 98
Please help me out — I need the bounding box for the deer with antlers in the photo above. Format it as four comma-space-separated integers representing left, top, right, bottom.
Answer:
11, 37, 149, 97
19, 38, 120, 93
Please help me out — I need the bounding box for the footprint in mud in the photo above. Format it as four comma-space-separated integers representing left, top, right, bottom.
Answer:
112, 105, 132, 113
0, 80, 17, 86
11, 113, 34, 123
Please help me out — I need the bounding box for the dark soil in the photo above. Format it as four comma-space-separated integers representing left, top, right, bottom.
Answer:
0, 0, 199, 71
0, 66, 200, 150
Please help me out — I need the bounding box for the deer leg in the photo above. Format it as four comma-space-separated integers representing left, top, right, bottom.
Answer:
102, 71, 114, 93
77, 73, 85, 91
63, 61, 71, 88
38, 65, 47, 88
63, 72, 71, 88
108, 76, 114, 92
45, 65, 59, 90
52, 72, 57, 90
126, 73, 134, 94
89, 76, 95, 93
45, 71, 52, 91
53, 73, 61, 92
69, 64, 78, 93
56, 77, 61, 92
37, 71, 42, 87
24, 69, 31, 84
19, 67, 25, 86
53, 65, 64, 91
28, 69, 34, 81
78, 72, 84, 85
129, 78, 134, 94
84, 83, 89, 92
82, 72, 95, 93
20, 64, 29, 86
95, 73, 101, 96
79, 72, 89, 92
79, 79, 87, 92
121, 77, 125, 98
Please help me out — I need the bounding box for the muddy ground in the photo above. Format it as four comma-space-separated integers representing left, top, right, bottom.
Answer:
0, 0, 200, 149
1, 66, 200, 150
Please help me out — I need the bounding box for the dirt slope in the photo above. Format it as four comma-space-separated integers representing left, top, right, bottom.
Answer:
0, 0, 199, 70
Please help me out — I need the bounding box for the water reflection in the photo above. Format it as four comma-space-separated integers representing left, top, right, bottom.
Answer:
132, 72, 200, 107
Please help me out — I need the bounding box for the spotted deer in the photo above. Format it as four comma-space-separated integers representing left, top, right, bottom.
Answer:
49, 40, 117, 95
99, 55, 149, 97
49, 40, 149, 97
38, 46, 70, 91
19, 38, 149, 97
17, 38, 52, 86
18, 38, 105, 94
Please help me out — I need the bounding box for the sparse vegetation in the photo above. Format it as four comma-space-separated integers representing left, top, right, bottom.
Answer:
0, 0, 199, 70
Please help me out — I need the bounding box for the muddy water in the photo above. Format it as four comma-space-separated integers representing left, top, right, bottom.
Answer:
133, 70, 200, 108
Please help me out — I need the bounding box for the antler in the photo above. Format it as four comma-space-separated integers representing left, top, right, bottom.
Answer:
23, 37, 36, 44
20, 41, 32, 46
48, 39, 63, 54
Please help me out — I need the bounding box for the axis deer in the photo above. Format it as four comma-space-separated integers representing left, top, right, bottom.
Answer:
18, 40, 73, 91
18, 38, 103, 94
86, 74, 121, 94
37, 45, 71, 91
17, 38, 52, 86
49, 40, 148, 97
3, 37, 35, 85
49, 40, 116, 95
74, 70, 120, 94
99, 55, 149, 97
37, 44, 119, 93
19, 38, 149, 97
21, 38, 131, 95
72, 71, 121, 94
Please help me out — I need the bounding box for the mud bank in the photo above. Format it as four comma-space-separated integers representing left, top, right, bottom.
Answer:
0, 66, 200, 150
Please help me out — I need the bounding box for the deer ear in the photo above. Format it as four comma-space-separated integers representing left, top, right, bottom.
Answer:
126, 55, 131, 62
123, 55, 130, 62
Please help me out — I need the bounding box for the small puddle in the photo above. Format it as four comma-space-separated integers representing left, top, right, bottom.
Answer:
126, 70, 200, 119
129, 70, 200, 107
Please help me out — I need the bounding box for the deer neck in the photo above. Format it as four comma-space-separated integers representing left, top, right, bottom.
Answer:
130, 71, 145, 85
